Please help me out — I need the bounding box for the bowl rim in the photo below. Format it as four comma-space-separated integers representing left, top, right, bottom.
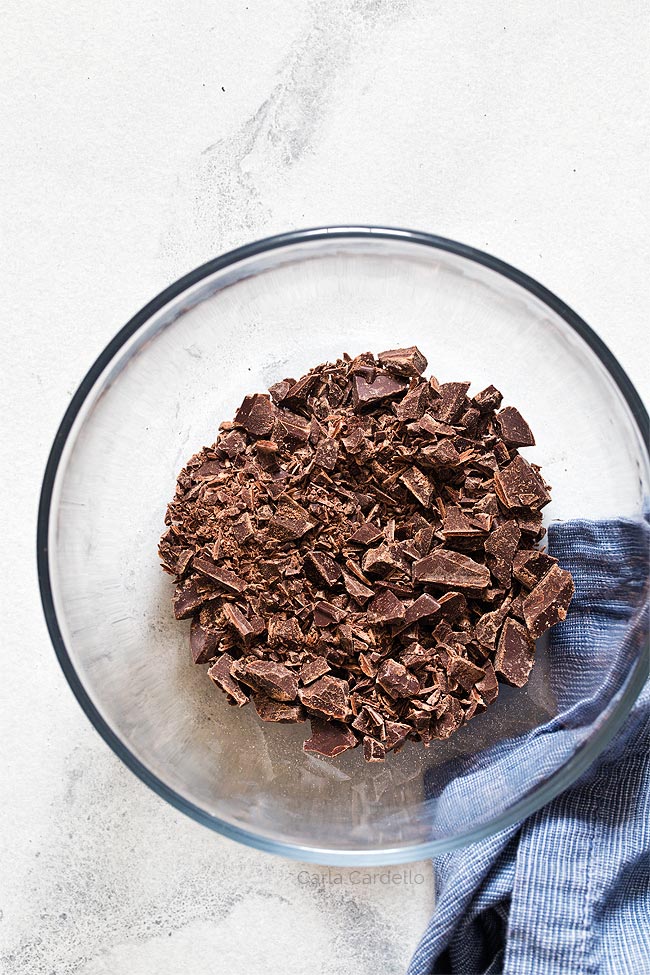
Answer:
37, 226, 650, 865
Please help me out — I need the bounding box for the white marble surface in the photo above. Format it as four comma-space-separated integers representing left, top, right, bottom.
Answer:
1, 1, 648, 972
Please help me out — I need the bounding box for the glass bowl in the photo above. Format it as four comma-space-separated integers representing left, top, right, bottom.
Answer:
38, 227, 649, 865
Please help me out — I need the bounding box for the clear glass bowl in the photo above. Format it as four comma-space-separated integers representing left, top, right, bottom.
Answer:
38, 227, 649, 864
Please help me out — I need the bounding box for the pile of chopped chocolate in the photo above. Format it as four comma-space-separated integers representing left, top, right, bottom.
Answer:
159, 347, 574, 761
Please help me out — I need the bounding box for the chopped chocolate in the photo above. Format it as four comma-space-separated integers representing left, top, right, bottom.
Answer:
304, 551, 342, 588
377, 659, 420, 700
254, 694, 305, 723
234, 393, 276, 437
400, 467, 435, 507
351, 372, 408, 411
367, 589, 406, 625
378, 345, 428, 377
494, 618, 536, 686
300, 656, 332, 685
404, 593, 441, 625
347, 522, 384, 546
207, 653, 249, 706
494, 456, 551, 511
496, 406, 535, 447
413, 550, 490, 590
513, 549, 558, 589
303, 719, 358, 757
299, 675, 351, 720
236, 659, 299, 702
523, 564, 575, 639
161, 349, 572, 761
485, 520, 521, 585
190, 617, 220, 664
192, 556, 247, 594
363, 737, 386, 762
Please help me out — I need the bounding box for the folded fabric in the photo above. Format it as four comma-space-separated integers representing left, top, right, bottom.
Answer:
408, 518, 650, 975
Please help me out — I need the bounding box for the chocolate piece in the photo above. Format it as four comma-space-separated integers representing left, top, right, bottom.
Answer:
428, 382, 470, 423
303, 719, 358, 757
254, 694, 305, 723
193, 556, 247, 594
523, 564, 575, 639
190, 617, 220, 664
351, 372, 408, 411
347, 522, 384, 546
207, 653, 249, 706
377, 659, 420, 700
341, 570, 375, 605
300, 656, 331, 685
404, 593, 441, 625
400, 467, 435, 507
413, 550, 490, 590
395, 384, 430, 422
314, 438, 339, 470
234, 394, 275, 438
447, 655, 486, 692
313, 601, 347, 627
222, 603, 254, 644
363, 737, 386, 762
367, 589, 406, 625
299, 675, 351, 720
485, 520, 521, 585
473, 385, 503, 413
496, 407, 535, 447
304, 551, 342, 588
173, 580, 215, 619
495, 618, 536, 686
162, 349, 571, 761
513, 549, 558, 589
475, 660, 499, 704
420, 440, 462, 469
236, 659, 299, 701
378, 346, 428, 377
494, 456, 550, 511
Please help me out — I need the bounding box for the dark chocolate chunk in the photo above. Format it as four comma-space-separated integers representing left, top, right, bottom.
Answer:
513, 549, 558, 589
299, 675, 351, 720
303, 719, 358, 757
222, 603, 254, 644
363, 737, 386, 762
173, 580, 216, 619
367, 589, 406, 625
400, 467, 435, 507
395, 384, 431, 421
523, 564, 575, 639
351, 372, 408, 411
304, 551, 342, 588
347, 522, 384, 546
420, 440, 462, 469
254, 694, 305, 722
428, 382, 470, 423
341, 570, 375, 605
404, 593, 441, 625
378, 345, 428, 377
313, 601, 347, 627
475, 660, 499, 704
234, 393, 276, 438
193, 556, 247, 594
485, 520, 521, 585
236, 659, 299, 701
494, 456, 550, 511
207, 653, 249, 706
496, 407, 535, 447
300, 656, 331, 685
447, 655, 486, 692
190, 616, 220, 664
314, 438, 339, 470
413, 550, 491, 590
473, 385, 503, 413
494, 618, 536, 686
377, 659, 420, 700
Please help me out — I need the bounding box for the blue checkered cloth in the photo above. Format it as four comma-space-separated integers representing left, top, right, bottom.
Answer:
408, 519, 650, 975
